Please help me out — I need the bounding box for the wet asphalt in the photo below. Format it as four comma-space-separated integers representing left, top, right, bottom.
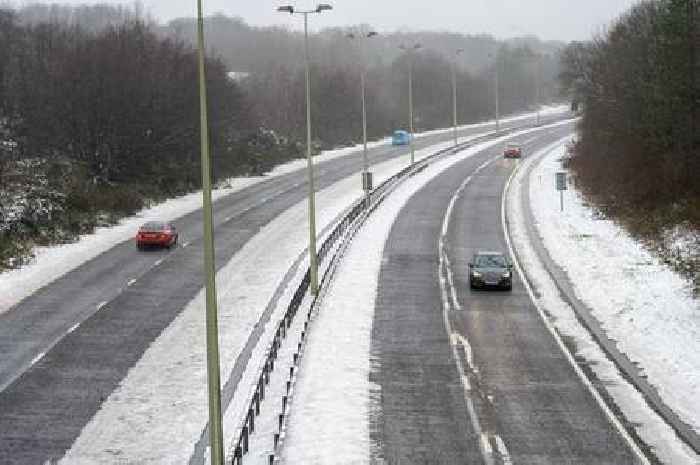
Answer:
370, 123, 641, 464
0, 113, 564, 464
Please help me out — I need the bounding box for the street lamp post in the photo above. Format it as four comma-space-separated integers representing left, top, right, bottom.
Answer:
452, 48, 464, 146
399, 43, 422, 165
534, 54, 541, 126
348, 29, 378, 207
489, 52, 500, 131
195, 1, 224, 465
278, 3, 332, 296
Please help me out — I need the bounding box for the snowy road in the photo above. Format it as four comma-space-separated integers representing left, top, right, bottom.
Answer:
282, 123, 649, 464
0, 109, 568, 464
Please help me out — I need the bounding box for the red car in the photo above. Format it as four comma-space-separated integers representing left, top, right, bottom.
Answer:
504, 143, 522, 158
136, 221, 178, 250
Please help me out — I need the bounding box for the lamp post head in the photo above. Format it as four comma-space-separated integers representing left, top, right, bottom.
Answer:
316, 3, 333, 12
277, 5, 294, 14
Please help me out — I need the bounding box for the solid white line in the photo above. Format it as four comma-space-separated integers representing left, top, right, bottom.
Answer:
67, 323, 80, 334
494, 434, 513, 465
96, 301, 108, 311
127, 279, 137, 287
30, 351, 46, 367
501, 137, 651, 465
154, 259, 163, 266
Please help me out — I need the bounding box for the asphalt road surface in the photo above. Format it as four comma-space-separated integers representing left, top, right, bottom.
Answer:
371, 123, 642, 464
0, 112, 569, 464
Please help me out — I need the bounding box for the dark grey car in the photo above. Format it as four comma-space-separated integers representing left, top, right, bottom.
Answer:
469, 251, 513, 290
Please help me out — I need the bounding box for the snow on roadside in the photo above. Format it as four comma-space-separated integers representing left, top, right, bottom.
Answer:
278, 126, 571, 463
0, 105, 567, 316
530, 143, 699, 432
507, 139, 699, 464
57, 137, 465, 464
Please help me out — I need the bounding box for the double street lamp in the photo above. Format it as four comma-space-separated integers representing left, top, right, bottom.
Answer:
277, 3, 333, 296
399, 43, 422, 165
347, 28, 378, 206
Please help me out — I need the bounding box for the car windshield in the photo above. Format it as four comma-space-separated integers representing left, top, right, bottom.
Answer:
141, 222, 167, 232
475, 254, 507, 268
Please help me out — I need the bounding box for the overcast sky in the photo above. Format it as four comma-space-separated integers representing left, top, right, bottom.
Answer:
35, 0, 641, 41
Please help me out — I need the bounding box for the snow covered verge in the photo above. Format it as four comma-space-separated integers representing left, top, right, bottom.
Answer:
0, 105, 568, 316
506, 139, 699, 464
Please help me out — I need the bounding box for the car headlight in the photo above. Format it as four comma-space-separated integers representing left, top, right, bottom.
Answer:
472, 271, 482, 278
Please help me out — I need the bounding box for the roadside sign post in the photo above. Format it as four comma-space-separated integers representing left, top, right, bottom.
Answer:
556, 172, 567, 211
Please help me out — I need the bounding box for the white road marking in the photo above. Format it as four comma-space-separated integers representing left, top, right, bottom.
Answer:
30, 351, 46, 367
494, 434, 513, 465
67, 323, 80, 334
154, 259, 163, 266
97, 301, 108, 311
442, 253, 462, 311
127, 279, 137, 287
182, 241, 190, 248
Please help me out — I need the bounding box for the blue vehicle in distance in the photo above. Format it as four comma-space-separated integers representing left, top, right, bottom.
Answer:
392, 130, 411, 146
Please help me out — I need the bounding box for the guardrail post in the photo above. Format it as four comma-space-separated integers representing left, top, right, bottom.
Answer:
254, 391, 260, 415
286, 380, 291, 394
269, 454, 275, 465
282, 395, 288, 412
233, 445, 242, 465
278, 414, 284, 432
248, 408, 255, 433
274, 433, 280, 449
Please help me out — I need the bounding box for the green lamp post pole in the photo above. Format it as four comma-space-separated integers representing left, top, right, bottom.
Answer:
195, 1, 224, 465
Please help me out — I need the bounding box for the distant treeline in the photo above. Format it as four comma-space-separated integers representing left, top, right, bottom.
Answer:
560, 0, 699, 285
0, 3, 561, 269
